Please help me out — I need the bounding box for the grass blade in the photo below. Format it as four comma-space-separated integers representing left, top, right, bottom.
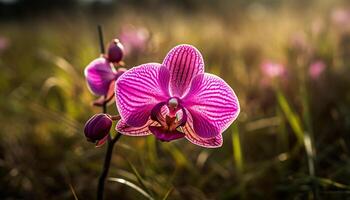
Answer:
162, 187, 174, 200
276, 91, 304, 144
161, 143, 190, 168
108, 177, 154, 200
316, 177, 350, 190
68, 183, 79, 200
127, 160, 155, 198
232, 125, 244, 173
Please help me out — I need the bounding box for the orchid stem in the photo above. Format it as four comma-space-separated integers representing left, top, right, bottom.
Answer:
97, 132, 122, 200
96, 26, 122, 200
102, 95, 107, 113
98, 25, 105, 55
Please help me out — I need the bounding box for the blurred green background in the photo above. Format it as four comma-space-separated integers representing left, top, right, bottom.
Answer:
1, 0, 350, 199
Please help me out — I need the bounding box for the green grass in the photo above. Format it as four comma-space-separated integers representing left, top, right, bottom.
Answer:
1, 1, 350, 199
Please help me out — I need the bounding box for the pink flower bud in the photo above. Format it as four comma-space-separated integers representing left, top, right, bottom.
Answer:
84, 114, 112, 143
107, 39, 124, 63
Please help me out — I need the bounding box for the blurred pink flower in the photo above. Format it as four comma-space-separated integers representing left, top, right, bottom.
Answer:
0, 36, 10, 52
261, 61, 286, 78
309, 60, 326, 79
119, 25, 150, 55
290, 32, 307, 49
331, 8, 350, 30
289, 32, 313, 56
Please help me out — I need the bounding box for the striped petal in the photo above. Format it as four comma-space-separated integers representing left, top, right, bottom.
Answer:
116, 102, 169, 136
116, 63, 170, 127
84, 58, 116, 96
182, 73, 240, 138
182, 109, 223, 148
116, 119, 157, 136
162, 44, 204, 97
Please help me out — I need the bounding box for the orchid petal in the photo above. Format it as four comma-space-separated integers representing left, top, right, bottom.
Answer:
162, 44, 204, 97
116, 64, 170, 127
182, 73, 240, 138
95, 134, 109, 147
84, 58, 115, 96
92, 68, 126, 106
149, 126, 185, 142
182, 109, 223, 148
116, 119, 157, 136
150, 102, 168, 127
116, 103, 169, 136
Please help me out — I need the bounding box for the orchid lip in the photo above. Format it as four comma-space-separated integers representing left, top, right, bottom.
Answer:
149, 101, 187, 141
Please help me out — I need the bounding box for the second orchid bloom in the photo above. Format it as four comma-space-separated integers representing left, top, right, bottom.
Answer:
115, 45, 240, 148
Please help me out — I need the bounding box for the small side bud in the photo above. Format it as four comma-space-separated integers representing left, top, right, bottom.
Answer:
107, 39, 124, 63
84, 114, 112, 143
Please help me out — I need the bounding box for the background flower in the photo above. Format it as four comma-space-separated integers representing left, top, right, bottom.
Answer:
0, 36, 10, 53
261, 61, 286, 78
119, 25, 150, 55
309, 60, 326, 80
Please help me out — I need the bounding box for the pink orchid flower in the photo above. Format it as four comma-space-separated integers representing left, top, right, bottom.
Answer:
0, 36, 10, 53
119, 25, 149, 55
331, 8, 350, 30
115, 45, 240, 148
84, 57, 126, 97
261, 61, 286, 78
309, 60, 326, 80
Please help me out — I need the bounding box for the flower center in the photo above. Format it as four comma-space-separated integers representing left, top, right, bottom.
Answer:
149, 100, 187, 142
168, 97, 179, 117
150, 100, 187, 132
168, 97, 178, 109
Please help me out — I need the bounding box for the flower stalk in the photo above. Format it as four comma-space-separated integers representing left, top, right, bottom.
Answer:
96, 25, 122, 200
97, 130, 122, 200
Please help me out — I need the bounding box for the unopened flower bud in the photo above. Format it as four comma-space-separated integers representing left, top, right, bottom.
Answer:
84, 114, 112, 143
107, 39, 124, 63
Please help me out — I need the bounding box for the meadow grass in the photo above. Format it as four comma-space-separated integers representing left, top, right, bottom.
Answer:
1, 1, 350, 199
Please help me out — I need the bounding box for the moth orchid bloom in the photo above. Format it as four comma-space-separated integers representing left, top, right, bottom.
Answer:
85, 57, 126, 98
115, 45, 240, 148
